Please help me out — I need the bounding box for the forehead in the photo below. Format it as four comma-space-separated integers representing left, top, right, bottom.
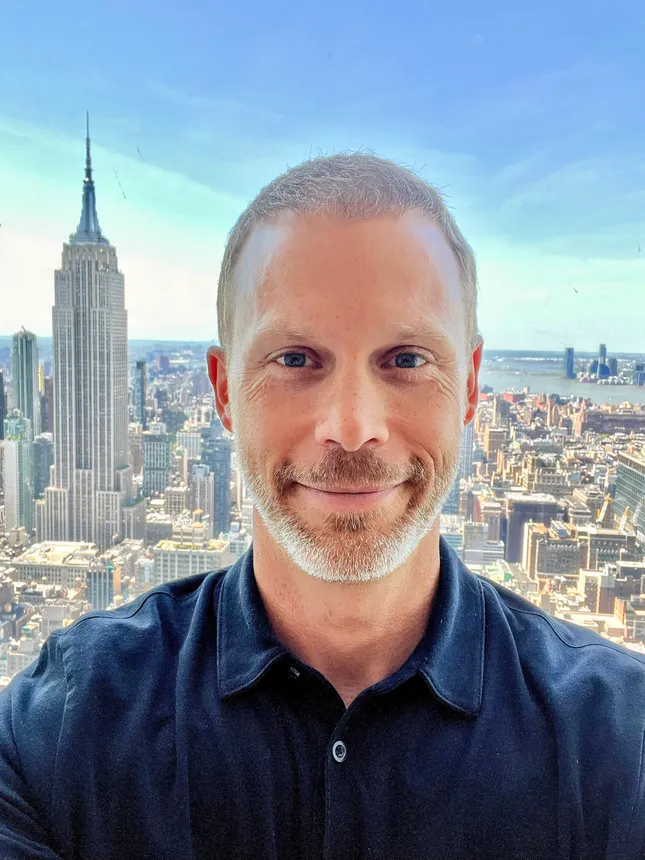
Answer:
233, 211, 466, 347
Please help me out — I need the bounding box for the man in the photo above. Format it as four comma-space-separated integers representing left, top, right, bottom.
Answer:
1, 153, 644, 860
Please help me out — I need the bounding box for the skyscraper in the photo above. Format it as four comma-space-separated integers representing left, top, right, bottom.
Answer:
599, 343, 607, 364
503, 493, 563, 563
201, 424, 232, 538
141, 425, 173, 497
33, 433, 54, 499
3, 410, 33, 535
441, 420, 476, 515
40, 375, 54, 434
460, 420, 475, 482
0, 370, 5, 441
12, 329, 40, 437
190, 463, 215, 537
134, 360, 147, 429
615, 451, 645, 541
563, 347, 575, 380
87, 558, 120, 611
37, 116, 133, 550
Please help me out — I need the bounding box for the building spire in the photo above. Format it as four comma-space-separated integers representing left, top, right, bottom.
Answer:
85, 110, 93, 184
70, 111, 109, 246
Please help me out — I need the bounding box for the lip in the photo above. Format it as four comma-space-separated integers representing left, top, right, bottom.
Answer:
303, 485, 395, 494
297, 483, 400, 509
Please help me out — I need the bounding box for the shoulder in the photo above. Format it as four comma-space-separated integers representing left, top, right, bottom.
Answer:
53, 567, 229, 677
470, 570, 645, 849
473, 569, 645, 713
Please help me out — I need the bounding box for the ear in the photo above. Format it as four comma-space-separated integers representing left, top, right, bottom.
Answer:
207, 346, 234, 433
464, 338, 484, 426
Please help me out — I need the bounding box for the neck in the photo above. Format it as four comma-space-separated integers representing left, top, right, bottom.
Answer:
252, 522, 442, 707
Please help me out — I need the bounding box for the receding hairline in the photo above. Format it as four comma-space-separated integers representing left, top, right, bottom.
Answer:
230, 207, 465, 313
217, 152, 480, 356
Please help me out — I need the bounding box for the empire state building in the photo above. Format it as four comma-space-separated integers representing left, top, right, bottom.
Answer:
36, 117, 143, 549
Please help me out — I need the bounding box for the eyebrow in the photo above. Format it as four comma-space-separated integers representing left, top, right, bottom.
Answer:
252, 323, 314, 343
392, 324, 453, 345
252, 321, 452, 345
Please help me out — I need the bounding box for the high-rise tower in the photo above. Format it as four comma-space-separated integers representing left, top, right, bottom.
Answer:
12, 328, 40, 437
134, 360, 147, 429
37, 115, 133, 549
0, 370, 5, 441
3, 409, 34, 535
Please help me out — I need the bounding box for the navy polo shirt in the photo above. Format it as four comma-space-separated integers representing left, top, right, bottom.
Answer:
2, 537, 645, 860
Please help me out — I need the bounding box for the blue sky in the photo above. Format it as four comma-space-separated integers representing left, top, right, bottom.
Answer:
1, 0, 645, 350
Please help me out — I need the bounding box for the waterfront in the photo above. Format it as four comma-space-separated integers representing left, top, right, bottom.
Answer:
480, 353, 645, 406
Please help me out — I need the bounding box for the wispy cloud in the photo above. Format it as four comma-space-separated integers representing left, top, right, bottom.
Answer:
485, 154, 645, 259
145, 80, 285, 125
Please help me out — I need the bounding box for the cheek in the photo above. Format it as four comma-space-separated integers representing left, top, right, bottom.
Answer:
403, 374, 465, 422
234, 381, 301, 454
413, 384, 465, 450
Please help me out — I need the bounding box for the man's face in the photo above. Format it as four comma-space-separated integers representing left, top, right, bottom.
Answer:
209, 211, 482, 583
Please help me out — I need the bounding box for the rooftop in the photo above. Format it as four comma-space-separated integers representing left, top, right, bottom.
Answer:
505, 492, 559, 503
13, 542, 99, 568
154, 539, 228, 553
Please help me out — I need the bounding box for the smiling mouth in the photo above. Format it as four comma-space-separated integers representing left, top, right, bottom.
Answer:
301, 484, 396, 494
296, 483, 400, 508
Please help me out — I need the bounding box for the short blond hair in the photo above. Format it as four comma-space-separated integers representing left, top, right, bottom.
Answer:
217, 152, 479, 357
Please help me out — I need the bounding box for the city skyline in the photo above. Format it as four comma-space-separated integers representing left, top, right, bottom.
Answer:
2, 1, 645, 350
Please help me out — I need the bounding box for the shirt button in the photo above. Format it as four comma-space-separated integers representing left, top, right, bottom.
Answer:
332, 740, 347, 763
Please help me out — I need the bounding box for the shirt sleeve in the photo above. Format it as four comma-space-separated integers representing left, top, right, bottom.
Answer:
0, 633, 69, 859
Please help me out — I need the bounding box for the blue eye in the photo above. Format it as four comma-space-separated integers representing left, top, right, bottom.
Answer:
392, 352, 427, 370
276, 352, 312, 368
274, 350, 429, 372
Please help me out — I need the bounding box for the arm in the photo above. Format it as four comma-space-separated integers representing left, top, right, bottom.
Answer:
0, 634, 68, 859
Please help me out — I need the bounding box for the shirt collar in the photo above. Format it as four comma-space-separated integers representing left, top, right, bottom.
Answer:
217, 536, 485, 717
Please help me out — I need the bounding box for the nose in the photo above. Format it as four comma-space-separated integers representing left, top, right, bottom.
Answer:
314, 366, 390, 451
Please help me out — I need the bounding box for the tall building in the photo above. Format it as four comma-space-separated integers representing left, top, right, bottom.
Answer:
142, 425, 173, 497
38, 117, 133, 550
492, 395, 511, 429
599, 343, 607, 364
177, 430, 202, 459
12, 329, 40, 437
441, 421, 475, 515
503, 492, 563, 563
461, 421, 475, 482
87, 558, 120, 611
128, 424, 143, 476
134, 360, 147, 429
0, 370, 5, 441
40, 375, 54, 434
633, 363, 645, 387
3, 410, 34, 535
441, 478, 461, 516
201, 425, 232, 537
190, 463, 215, 536
33, 433, 55, 499
615, 451, 645, 541
563, 347, 575, 380
484, 426, 507, 459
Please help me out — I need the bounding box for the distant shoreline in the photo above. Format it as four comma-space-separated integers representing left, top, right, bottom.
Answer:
0, 336, 643, 362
